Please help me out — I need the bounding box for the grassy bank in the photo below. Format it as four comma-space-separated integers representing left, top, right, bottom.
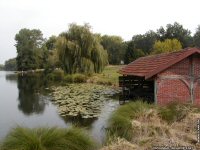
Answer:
18, 65, 123, 86
0, 127, 95, 150
103, 101, 200, 150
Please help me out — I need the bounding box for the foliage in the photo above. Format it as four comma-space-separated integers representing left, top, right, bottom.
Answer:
15, 28, 47, 71
107, 101, 152, 140
157, 22, 193, 48
47, 69, 65, 81
101, 35, 126, 65
131, 30, 158, 54
45, 35, 57, 51
158, 102, 190, 124
193, 25, 200, 48
124, 30, 157, 64
56, 23, 108, 74
45, 49, 61, 71
151, 39, 182, 54
73, 74, 88, 83
1, 126, 95, 150
0, 64, 4, 70
124, 48, 145, 64
4, 58, 17, 71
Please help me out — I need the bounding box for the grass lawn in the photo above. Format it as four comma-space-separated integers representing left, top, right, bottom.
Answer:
92, 65, 124, 86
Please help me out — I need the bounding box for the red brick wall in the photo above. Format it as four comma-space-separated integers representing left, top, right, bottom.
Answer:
156, 78, 190, 105
155, 56, 200, 105
194, 55, 200, 76
195, 80, 200, 105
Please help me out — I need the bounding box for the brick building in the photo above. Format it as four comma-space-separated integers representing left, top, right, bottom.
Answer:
119, 48, 200, 105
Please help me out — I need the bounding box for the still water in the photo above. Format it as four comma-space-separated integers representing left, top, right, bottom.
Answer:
0, 71, 118, 144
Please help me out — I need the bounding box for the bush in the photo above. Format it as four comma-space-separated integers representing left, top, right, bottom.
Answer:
1, 127, 95, 150
47, 69, 64, 81
107, 100, 152, 141
158, 102, 189, 124
64, 75, 74, 83
73, 74, 87, 83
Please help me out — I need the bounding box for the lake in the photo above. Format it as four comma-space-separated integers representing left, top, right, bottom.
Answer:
0, 71, 119, 144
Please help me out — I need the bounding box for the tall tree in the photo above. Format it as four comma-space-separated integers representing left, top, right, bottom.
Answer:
131, 30, 158, 54
4, 58, 17, 71
15, 29, 46, 71
0, 64, 4, 70
101, 35, 126, 65
124, 48, 145, 64
157, 22, 193, 48
45, 35, 57, 51
193, 25, 200, 48
57, 23, 108, 74
151, 39, 182, 54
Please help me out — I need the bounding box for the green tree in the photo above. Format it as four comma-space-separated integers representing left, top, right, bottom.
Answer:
56, 23, 108, 74
46, 35, 57, 50
0, 64, 4, 70
157, 22, 193, 48
101, 35, 126, 64
124, 48, 145, 64
15, 28, 46, 71
131, 30, 158, 54
4, 58, 17, 71
194, 25, 200, 48
124, 30, 158, 64
151, 39, 182, 54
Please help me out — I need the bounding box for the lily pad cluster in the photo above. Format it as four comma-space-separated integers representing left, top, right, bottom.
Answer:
51, 84, 119, 119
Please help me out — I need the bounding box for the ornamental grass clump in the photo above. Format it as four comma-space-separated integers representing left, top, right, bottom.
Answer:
1, 127, 95, 150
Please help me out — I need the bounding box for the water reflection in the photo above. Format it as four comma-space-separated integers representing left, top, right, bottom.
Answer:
5, 73, 18, 84
17, 75, 46, 115
61, 116, 97, 127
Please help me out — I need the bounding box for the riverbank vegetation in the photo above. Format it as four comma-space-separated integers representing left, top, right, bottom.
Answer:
45, 65, 122, 86
103, 101, 200, 150
0, 64, 4, 70
0, 127, 95, 150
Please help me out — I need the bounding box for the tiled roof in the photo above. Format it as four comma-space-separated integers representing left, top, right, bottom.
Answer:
119, 47, 200, 79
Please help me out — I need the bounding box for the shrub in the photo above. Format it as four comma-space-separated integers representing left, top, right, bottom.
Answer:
1, 127, 95, 150
73, 74, 87, 83
107, 100, 152, 141
47, 69, 64, 81
64, 75, 74, 83
158, 102, 189, 124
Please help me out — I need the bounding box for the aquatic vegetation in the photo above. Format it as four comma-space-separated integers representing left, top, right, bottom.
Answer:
51, 84, 120, 119
0, 126, 95, 150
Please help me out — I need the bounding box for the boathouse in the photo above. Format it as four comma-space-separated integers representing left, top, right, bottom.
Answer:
119, 47, 200, 105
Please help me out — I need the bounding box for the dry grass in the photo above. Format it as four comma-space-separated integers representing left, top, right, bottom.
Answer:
101, 138, 138, 150
103, 101, 200, 150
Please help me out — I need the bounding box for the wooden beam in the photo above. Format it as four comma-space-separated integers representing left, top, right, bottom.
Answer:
154, 79, 157, 104
190, 56, 195, 104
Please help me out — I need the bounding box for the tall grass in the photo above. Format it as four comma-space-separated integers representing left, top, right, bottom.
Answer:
158, 102, 191, 124
106, 100, 152, 141
1, 127, 95, 150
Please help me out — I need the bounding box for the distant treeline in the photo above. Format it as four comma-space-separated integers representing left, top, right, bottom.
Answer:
0, 64, 4, 70
4, 22, 200, 72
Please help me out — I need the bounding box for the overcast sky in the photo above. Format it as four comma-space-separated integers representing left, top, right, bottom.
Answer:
0, 0, 200, 64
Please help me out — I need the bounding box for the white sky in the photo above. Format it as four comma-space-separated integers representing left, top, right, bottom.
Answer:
0, 0, 200, 64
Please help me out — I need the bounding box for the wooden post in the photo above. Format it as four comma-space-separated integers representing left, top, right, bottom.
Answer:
190, 56, 194, 104
154, 79, 157, 104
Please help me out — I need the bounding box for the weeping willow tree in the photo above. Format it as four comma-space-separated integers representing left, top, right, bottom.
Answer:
56, 23, 108, 74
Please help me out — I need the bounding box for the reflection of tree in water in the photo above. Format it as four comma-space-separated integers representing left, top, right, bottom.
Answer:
17, 74, 47, 115
61, 115, 97, 128
5, 74, 18, 83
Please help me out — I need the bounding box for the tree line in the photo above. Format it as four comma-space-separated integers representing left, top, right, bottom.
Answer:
4, 22, 200, 72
